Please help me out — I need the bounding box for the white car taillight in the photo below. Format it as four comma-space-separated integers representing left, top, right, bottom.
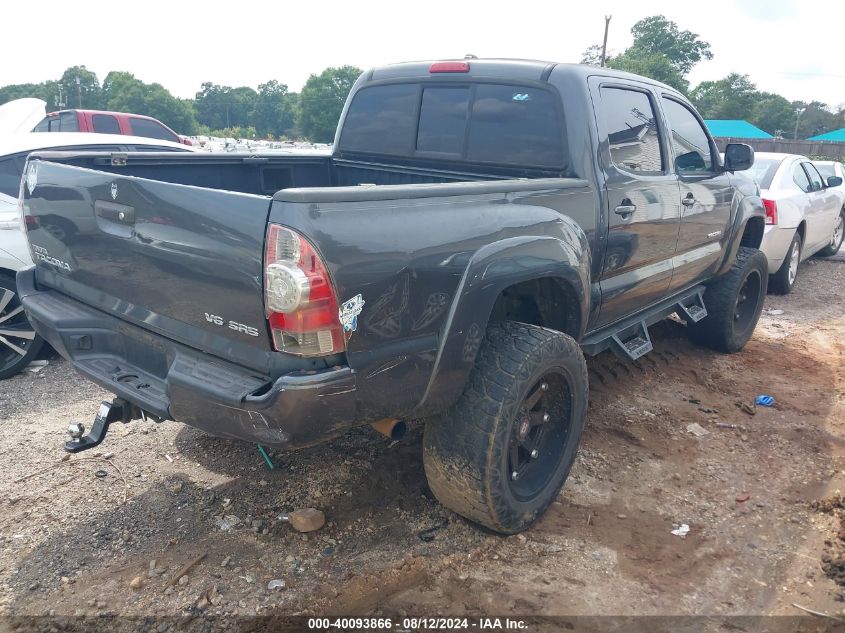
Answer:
264, 224, 345, 356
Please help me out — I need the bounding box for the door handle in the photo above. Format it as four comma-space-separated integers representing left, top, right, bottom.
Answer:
682, 194, 696, 207
614, 202, 636, 218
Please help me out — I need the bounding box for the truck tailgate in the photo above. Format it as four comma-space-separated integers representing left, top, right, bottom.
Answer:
23, 159, 274, 353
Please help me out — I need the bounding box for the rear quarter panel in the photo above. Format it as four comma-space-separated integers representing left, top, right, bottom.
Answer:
272, 180, 596, 420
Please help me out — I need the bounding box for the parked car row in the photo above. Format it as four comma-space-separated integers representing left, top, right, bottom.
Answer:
749, 153, 845, 294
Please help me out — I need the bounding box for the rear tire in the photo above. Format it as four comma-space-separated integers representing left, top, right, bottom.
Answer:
423, 321, 588, 534
769, 232, 801, 295
817, 209, 845, 257
688, 246, 768, 353
0, 273, 44, 380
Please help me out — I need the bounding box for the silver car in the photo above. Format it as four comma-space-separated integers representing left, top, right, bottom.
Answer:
746, 152, 844, 294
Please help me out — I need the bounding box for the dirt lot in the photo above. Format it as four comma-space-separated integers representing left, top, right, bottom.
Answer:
2, 253, 845, 626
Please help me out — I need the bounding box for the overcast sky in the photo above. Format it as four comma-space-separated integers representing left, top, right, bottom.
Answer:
3, 0, 843, 108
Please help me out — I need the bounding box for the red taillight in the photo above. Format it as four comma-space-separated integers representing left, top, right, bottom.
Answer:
763, 199, 777, 225
24, 216, 40, 231
429, 61, 470, 73
264, 224, 344, 356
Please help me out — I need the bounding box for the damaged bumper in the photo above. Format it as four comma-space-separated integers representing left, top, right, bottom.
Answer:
17, 269, 357, 449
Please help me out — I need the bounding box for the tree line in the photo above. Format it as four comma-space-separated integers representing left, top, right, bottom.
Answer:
0, 65, 361, 143
2, 19, 843, 143
582, 15, 845, 139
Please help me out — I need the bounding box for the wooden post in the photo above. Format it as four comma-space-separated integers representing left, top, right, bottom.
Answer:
600, 15, 612, 67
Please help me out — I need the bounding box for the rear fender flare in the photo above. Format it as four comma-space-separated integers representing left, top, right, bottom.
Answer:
416, 227, 590, 415
717, 192, 766, 276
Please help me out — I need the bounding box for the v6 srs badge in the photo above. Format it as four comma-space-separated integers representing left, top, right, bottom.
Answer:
204, 312, 260, 337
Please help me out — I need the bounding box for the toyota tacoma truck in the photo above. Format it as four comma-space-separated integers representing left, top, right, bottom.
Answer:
16, 59, 767, 534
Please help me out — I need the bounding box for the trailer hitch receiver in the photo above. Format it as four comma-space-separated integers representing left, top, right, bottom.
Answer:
64, 398, 146, 453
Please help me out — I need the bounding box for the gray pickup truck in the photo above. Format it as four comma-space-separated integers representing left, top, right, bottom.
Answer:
17, 59, 767, 533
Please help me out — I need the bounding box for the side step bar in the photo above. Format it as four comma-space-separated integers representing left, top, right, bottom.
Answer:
581, 285, 707, 361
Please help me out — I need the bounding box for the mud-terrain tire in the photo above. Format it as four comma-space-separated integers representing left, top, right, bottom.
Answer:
423, 321, 588, 534
769, 232, 801, 295
688, 246, 768, 353
817, 208, 845, 258
0, 272, 44, 380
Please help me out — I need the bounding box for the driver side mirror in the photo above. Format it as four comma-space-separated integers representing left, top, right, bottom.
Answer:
828, 176, 843, 188
724, 143, 754, 171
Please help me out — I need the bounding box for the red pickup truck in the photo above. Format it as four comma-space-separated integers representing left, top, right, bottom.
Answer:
32, 109, 193, 146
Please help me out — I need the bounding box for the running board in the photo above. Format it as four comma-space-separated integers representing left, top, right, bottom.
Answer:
580, 284, 707, 359
676, 289, 707, 323
610, 322, 653, 360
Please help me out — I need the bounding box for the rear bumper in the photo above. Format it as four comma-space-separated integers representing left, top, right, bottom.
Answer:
760, 225, 795, 274
17, 268, 358, 449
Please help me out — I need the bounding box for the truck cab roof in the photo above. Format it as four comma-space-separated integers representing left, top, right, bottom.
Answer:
366, 58, 678, 93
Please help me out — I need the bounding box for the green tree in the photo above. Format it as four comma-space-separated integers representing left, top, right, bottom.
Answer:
298, 65, 362, 143
751, 93, 796, 136
253, 80, 296, 137
794, 101, 839, 139
607, 47, 688, 93
629, 16, 713, 75
59, 65, 102, 109
103, 71, 197, 134
194, 83, 257, 130
690, 73, 758, 120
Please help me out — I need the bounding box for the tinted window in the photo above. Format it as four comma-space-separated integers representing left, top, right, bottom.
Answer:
340, 83, 566, 171
92, 114, 121, 134
746, 157, 781, 189
661, 98, 713, 173
0, 155, 23, 198
792, 163, 811, 192
58, 112, 79, 132
417, 87, 469, 154
466, 85, 564, 168
129, 118, 178, 141
803, 162, 824, 192
600, 87, 663, 173
32, 117, 50, 132
339, 84, 418, 155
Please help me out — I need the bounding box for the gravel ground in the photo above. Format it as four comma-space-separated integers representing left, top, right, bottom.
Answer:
1, 251, 844, 629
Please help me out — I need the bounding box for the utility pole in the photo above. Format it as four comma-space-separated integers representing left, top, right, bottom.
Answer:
76, 77, 82, 108
600, 15, 612, 67
793, 106, 806, 140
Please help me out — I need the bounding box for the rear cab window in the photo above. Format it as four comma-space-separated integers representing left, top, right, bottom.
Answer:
129, 118, 178, 142
338, 82, 567, 176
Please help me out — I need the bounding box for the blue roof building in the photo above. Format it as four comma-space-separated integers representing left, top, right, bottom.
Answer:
808, 128, 845, 142
704, 120, 773, 139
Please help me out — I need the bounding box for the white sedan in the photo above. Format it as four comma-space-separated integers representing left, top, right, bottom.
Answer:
747, 152, 845, 294
0, 126, 193, 378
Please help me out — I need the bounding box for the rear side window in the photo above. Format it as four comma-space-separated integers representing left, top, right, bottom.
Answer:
339, 82, 566, 171
599, 87, 664, 174
0, 155, 24, 198
92, 114, 121, 134
661, 97, 713, 173
32, 117, 51, 132
129, 117, 178, 141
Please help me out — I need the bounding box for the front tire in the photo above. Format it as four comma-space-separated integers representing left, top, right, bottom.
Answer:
423, 321, 588, 534
769, 232, 801, 294
688, 246, 768, 353
817, 209, 845, 258
0, 273, 44, 380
